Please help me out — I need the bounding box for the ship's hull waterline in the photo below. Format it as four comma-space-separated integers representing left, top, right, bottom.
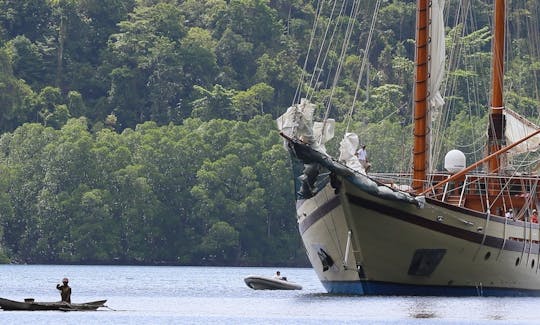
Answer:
298, 177, 540, 296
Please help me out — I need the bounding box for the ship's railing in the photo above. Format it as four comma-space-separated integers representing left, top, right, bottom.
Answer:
434, 173, 540, 217
368, 172, 540, 214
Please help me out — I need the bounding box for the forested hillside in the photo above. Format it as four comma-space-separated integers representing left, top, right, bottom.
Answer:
0, 0, 538, 265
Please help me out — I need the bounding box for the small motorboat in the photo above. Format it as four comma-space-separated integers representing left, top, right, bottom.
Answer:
0, 297, 107, 311
244, 275, 302, 290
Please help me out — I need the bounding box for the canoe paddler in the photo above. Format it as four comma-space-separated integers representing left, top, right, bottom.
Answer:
56, 277, 71, 303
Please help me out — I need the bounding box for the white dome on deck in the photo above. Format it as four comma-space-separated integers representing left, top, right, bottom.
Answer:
444, 150, 466, 173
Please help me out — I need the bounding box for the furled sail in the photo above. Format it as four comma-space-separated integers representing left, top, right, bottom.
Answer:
428, 0, 446, 110
504, 108, 540, 155
276, 99, 335, 154
338, 133, 366, 174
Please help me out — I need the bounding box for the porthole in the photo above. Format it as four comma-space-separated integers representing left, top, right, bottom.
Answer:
484, 252, 491, 260
532, 260, 536, 268
516, 257, 520, 266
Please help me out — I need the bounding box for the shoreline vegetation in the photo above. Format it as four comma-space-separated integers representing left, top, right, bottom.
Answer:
0, 1, 538, 265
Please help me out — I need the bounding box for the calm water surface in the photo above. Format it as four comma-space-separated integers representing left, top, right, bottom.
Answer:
0, 265, 538, 324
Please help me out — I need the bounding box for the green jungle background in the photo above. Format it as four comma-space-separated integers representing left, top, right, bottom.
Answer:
0, 0, 538, 266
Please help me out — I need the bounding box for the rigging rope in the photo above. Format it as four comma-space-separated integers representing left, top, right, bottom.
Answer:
345, 0, 383, 133
321, 0, 361, 124
431, 0, 491, 176
306, 0, 343, 101
311, 2, 345, 97
293, 0, 325, 105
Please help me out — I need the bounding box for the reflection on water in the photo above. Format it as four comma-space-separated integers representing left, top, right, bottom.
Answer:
488, 314, 504, 321
409, 299, 437, 319
481, 297, 506, 321
0, 265, 539, 324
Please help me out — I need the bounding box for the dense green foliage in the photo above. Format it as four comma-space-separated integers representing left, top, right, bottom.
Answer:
0, 116, 301, 265
0, 0, 538, 265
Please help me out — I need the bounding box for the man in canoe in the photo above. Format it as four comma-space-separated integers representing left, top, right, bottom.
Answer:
56, 278, 71, 303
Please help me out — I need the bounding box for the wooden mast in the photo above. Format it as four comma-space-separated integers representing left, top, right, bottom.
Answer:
488, 0, 506, 173
412, 0, 430, 192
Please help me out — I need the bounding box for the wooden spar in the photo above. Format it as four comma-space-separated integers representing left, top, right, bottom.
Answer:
487, 0, 506, 173
412, 0, 430, 192
419, 128, 540, 196
421, 0, 509, 196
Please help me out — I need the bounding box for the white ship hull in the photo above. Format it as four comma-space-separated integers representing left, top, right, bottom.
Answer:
276, 0, 540, 296
298, 175, 540, 296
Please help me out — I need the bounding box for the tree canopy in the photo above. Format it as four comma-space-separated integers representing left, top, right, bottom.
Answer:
0, 0, 538, 265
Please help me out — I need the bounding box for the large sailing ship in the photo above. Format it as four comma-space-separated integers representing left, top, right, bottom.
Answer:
277, 0, 540, 296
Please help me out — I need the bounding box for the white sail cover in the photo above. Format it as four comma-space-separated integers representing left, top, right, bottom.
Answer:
338, 133, 366, 174
429, 0, 445, 110
504, 108, 540, 155
313, 120, 335, 151
276, 98, 335, 154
